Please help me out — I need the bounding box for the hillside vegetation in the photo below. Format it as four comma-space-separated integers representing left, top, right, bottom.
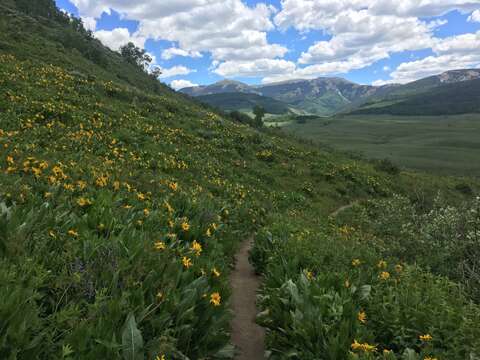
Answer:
196, 92, 295, 115
352, 78, 480, 116
285, 114, 480, 177
1, 1, 480, 360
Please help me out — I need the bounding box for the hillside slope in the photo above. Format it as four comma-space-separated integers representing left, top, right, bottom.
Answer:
352, 77, 480, 115
1, 1, 480, 360
349, 69, 480, 115
196, 92, 296, 115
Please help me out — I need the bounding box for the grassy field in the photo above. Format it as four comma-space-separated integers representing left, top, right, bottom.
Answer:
285, 114, 480, 177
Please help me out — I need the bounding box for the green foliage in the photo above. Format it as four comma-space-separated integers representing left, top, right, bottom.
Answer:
196, 93, 293, 115
122, 314, 144, 360
352, 79, 480, 116
343, 195, 480, 300
120, 42, 152, 71
253, 105, 266, 127
252, 215, 480, 359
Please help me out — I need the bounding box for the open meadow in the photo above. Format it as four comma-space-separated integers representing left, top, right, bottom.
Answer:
285, 114, 480, 177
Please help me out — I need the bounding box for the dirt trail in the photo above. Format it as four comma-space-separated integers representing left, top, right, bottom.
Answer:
230, 238, 265, 360
330, 201, 360, 217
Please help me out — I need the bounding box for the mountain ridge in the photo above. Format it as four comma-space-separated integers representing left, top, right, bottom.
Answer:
180, 69, 480, 116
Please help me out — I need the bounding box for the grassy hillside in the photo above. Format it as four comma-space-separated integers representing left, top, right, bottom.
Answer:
352, 78, 480, 116
2, 1, 480, 360
196, 92, 294, 115
285, 114, 480, 177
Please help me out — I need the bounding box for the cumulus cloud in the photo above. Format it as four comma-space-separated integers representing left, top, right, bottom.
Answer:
468, 9, 480, 21
72, 0, 480, 81
375, 30, 480, 84
94, 28, 145, 51
214, 59, 296, 78
158, 66, 196, 79
161, 47, 203, 60
170, 79, 198, 90
70, 0, 286, 78
273, 0, 480, 79
81, 16, 97, 31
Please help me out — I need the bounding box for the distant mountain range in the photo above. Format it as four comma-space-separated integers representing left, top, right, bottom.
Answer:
179, 69, 480, 116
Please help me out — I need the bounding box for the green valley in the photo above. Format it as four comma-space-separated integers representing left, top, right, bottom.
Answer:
285, 114, 480, 176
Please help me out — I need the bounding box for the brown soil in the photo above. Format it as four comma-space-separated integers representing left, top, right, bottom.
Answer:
230, 238, 265, 360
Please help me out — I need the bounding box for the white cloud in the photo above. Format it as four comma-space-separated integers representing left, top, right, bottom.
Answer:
273, 0, 480, 78
214, 58, 296, 78
161, 47, 203, 60
468, 9, 480, 21
72, 0, 480, 81
70, 0, 286, 78
170, 79, 198, 90
376, 30, 480, 84
82, 16, 97, 31
158, 66, 196, 79
93, 28, 145, 51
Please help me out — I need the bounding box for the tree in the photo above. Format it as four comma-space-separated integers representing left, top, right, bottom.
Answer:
253, 105, 265, 127
120, 42, 152, 71
149, 66, 163, 79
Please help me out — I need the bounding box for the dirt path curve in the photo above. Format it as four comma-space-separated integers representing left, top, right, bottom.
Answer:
330, 201, 360, 217
230, 238, 265, 360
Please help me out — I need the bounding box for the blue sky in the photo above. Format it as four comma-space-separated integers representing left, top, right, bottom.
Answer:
56, 0, 480, 89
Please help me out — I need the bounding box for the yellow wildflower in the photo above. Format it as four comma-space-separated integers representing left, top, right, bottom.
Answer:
420, 334, 433, 342
68, 229, 79, 237
358, 311, 367, 324
77, 180, 87, 190
169, 182, 178, 191
6, 155, 14, 165
395, 264, 404, 273
377, 260, 387, 269
95, 175, 108, 187
144, 208, 150, 217
191, 240, 202, 256
32, 167, 42, 177
182, 256, 192, 269
181, 221, 190, 231
379, 271, 390, 281
63, 183, 75, 191
206, 227, 212, 237
154, 241, 166, 251
306, 270, 314, 280
155, 355, 166, 360
137, 192, 146, 201
352, 259, 361, 267
210, 292, 221, 306
351, 340, 377, 353
113, 181, 120, 191
212, 268, 221, 277
77, 197, 92, 207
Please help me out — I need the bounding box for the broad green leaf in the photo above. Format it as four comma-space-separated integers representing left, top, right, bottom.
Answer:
121, 313, 144, 360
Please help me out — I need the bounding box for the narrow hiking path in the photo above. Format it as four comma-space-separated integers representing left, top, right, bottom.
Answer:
330, 200, 360, 217
230, 238, 265, 360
